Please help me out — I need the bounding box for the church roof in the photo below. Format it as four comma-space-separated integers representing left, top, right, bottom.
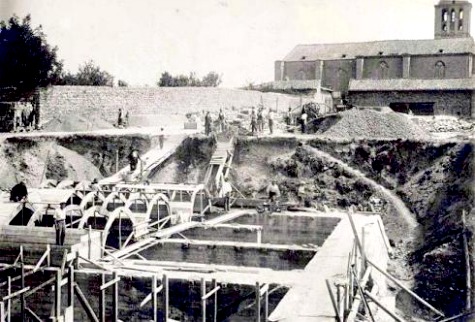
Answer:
349, 78, 475, 91
282, 37, 475, 61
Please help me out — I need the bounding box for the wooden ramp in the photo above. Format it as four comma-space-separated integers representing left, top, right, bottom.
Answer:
100, 136, 184, 185
203, 137, 235, 193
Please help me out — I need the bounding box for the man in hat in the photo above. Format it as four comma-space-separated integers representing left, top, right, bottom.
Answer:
53, 202, 67, 246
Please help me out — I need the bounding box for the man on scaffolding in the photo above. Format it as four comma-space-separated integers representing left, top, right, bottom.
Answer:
265, 180, 281, 212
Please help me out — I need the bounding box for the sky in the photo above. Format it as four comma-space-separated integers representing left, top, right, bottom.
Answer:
0, 0, 446, 87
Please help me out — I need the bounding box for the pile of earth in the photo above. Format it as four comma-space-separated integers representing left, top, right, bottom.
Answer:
42, 114, 114, 132
0, 137, 102, 189
309, 109, 429, 140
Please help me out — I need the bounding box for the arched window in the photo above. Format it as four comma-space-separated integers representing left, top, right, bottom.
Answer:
379, 61, 389, 79
459, 22, 464, 30
451, 9, 456, 22
442, 10, 448, 22
435, 61, 446, 78
460, 9, 464, 20
443, 23, 448, 31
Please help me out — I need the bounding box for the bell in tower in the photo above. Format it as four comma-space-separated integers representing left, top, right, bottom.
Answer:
435, 0, 472, 39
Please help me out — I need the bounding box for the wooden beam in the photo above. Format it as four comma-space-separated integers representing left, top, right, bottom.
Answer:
33, 245, 50, 273
366, 259, 444, 317
74, 283, 99, 322
363, 291, 406, 322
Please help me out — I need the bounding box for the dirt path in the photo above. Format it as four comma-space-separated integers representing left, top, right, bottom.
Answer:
303, 145, 419, 229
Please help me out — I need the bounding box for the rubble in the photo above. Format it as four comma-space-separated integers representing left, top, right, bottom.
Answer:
411, 115, 475, 133
318, 109, 429, 140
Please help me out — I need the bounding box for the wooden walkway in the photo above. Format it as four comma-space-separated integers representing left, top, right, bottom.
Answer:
100, 136, 185, 185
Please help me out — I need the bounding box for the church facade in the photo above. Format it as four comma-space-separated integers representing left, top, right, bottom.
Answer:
275, 0, 475, 117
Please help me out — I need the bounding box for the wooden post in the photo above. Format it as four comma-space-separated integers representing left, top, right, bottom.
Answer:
360, 226, 366, 279
264, 286, 269, 321
212, 279, 218, 322
115, 150, 119, 174
152, 275, 158, 322
162, 275, 169, 322
119, 210, 122, 250
255, 282, 261, 322
0, 301, 4, 322
201, 278, 206, 322
6, 277, 10, 322
55, 269, 61, 319
347, 211, 366, 267
257, 229, 262, 245
112, 272, 119, 321
20, 263, 25, 322
325, 280, 341, 322
99, 274, 106, 322
88, 225, 92, 260
462, 210, 471, 311
68, 266, 74, 307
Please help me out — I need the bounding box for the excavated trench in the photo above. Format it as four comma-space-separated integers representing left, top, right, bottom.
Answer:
2, 133, 473, 320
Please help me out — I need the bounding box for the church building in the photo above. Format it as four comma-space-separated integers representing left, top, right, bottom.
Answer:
275, 0, 475, 117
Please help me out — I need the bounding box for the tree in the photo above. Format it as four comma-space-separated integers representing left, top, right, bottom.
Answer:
70, 60, 114, 86
0, 15, 62, 96
157, 71, 222, 87
118, 80, 128, 87
158, 72, 175, 87
201, 72, 222, 87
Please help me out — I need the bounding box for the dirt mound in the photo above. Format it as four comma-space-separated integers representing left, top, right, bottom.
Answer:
315, 109, 429, 139
42, 114, 114, 132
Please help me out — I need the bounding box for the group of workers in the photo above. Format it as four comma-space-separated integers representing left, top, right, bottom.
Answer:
250, 106, 275, 136
204, 108, 227, 136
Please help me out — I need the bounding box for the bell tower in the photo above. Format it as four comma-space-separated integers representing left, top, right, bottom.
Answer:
435, 0, 472, 39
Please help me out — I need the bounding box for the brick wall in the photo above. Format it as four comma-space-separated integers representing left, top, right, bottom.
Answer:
410, 54, 470, 79
349, 90, 472, 116
321, 59, 356, 92
39, 86, 306, 125
283, 61, 319, 80
363, 57, 403, 79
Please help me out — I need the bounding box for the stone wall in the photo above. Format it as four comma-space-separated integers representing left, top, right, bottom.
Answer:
410, 54, 470, 79
39, 86, 306, 126
349, 90, 472, 116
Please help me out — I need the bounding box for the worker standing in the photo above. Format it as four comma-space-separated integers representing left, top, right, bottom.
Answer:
265, 180, 281, 212
54, 202, 67, 246
221, 177, 233, 212
204, 111, 212, 136
286, 106, 293, 125
128, 149, 141, 172
250, 108, 257, 136
257, 107, 264, 133
300, 109, 308, 134
267, 108, 274, 135
159, 127, 165, 149
117, 108, 124, 127
218, 108, 226, 133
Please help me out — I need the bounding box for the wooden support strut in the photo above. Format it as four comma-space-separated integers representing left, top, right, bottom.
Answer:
366, 259, 445, 317
74, 283, 99, 322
